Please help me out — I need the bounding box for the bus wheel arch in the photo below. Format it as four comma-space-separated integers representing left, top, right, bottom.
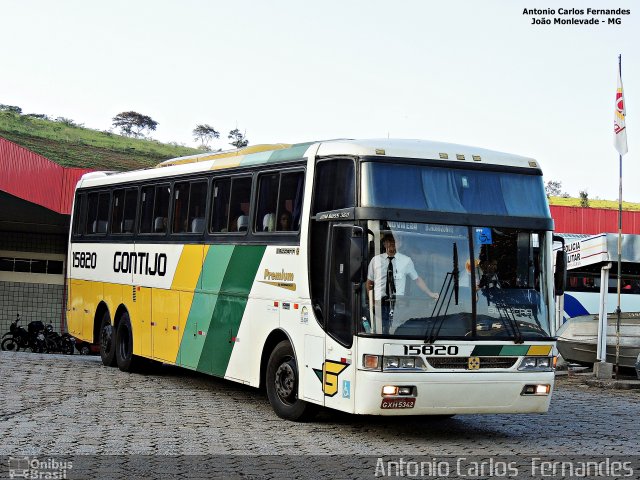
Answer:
96, 302, 117, 367
259, 329, 291, 390
264, 335, 318, 421
93, 302, 110, 344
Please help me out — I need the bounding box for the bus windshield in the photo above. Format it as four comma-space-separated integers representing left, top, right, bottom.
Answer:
361, 162, 550, 218
362, 221, 552, 340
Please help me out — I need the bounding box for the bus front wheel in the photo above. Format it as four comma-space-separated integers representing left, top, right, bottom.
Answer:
266, 340, 318, 421
99, 311, 117, 367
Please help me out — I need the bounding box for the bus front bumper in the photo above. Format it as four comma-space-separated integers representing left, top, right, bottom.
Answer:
354, 370, 555, 415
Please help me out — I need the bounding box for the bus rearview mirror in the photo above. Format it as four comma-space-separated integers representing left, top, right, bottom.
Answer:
350, 236, 364, 283
554, 250, 567, 295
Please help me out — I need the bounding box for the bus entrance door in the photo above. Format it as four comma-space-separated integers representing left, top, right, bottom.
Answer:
323, 224, 358, 413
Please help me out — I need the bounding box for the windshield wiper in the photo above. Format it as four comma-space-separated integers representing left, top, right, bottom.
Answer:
425, 243, 459, 343
483, 291, 524, 344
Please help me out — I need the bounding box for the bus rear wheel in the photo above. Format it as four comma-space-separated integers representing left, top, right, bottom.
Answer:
99, 311, 117, 367
266, 340, 318, 421
115, 313, 141, 373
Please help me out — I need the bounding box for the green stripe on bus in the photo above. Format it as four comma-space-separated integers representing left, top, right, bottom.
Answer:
267, 142, 314, 162
470, 345, 503, 356
499, 345, 530, 356
178, 245, 235, 370
197, 245, 266, 376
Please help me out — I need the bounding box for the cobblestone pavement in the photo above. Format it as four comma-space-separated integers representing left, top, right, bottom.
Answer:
1, 351, 638, 457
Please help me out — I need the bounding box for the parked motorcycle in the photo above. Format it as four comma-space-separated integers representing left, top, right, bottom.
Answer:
1, 314, 29, 351
1, 315, 72, 354
43, 324, 75, 355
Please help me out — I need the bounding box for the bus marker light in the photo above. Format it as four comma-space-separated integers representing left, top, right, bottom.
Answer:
274, 301, 279, 307
294, 304, 299, 309
382, 386, 398, 396
363, 354, 381, 370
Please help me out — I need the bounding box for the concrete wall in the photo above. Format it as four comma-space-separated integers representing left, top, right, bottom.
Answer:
0, 231, 67, 335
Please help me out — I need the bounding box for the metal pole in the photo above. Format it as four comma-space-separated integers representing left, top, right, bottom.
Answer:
615, 54, 623, 379
597, 264, 611, 362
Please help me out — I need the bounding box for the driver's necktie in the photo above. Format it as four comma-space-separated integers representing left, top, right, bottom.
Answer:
386, 257, 396, 299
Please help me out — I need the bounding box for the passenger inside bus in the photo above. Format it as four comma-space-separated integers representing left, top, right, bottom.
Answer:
277, 210, 292, 231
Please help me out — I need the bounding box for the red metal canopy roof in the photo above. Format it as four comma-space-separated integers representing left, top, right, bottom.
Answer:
550, 205, 640, 235
0, 137, 93, 215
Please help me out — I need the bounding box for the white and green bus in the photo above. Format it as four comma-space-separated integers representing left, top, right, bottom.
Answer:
67, 139, 564, 420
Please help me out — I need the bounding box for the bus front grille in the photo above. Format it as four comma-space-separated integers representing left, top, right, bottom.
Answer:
427, 357, 518, 369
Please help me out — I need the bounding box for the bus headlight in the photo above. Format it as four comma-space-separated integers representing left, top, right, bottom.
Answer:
384, 357, 400, 369
383, 356, 427, 371
518, 356, 554, 371
363, 355, 428, 371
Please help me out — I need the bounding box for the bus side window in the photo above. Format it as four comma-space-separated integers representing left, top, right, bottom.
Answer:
277, 171, 304, 232
172, 182, 191, 233
111, 189, 125, 234
210, 178, 231, 233
254, 170, 304, 233
229, 176, 252, 233
256, 173, 279, 232
188, 181, 207, 233
122, 188, 138, 234
139, 186, 156, 234
85, 192, 110, 235
153, 185, 171, 234
173, 180, 207, 234
72, 193, 87, 236
312, 159, 355, 214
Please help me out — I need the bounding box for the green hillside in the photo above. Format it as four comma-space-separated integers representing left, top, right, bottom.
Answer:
0, 111, 200, 171
549, 196, 640, 211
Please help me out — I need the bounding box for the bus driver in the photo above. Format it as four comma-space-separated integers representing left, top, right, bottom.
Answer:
366, 233, 439, 334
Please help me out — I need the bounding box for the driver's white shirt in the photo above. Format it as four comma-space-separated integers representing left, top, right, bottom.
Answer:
367, 252, 419, 301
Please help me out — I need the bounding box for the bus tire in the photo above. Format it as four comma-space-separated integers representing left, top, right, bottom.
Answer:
99, 311, 117, 367
266, 340, 318, 421
115, 313, 140, 373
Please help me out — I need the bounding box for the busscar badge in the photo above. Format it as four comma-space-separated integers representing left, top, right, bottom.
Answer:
468, 356, 480, 370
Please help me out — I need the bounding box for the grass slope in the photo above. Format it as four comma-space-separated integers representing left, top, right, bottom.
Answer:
549, 196, 640, 211
0, 112, 200, 171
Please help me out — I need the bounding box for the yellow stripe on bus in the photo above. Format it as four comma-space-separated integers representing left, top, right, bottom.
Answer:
527, 345, 552, 356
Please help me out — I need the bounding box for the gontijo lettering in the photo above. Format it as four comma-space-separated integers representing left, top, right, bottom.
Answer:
113, 251, 167, 276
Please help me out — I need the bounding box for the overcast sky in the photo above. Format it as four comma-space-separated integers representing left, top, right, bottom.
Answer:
1, 0, 638, 200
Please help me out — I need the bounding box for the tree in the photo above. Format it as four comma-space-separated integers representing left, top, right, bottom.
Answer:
545, 180, 571, 198
193, 124, 220, 148
545, 180, 562, 197
579, 190, 589, 208
228, 128, 249, 148
0, 104, 22, 114
112, 111, 158, 138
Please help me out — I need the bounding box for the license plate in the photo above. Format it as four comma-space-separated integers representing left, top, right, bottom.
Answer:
381, 397, 416, 409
